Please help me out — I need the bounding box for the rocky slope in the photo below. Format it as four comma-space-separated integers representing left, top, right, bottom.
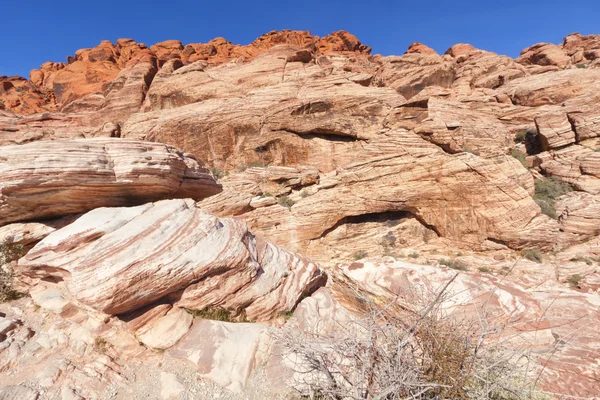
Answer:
1, 30, 600, 399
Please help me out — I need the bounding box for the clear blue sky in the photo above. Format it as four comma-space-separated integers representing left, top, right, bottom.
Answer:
1, 0, 599, 78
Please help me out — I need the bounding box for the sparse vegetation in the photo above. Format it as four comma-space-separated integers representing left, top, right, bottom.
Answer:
514, 130, 528, 143
300, 190, 310, 198
278, 195, 295, 209
567, 274, 584, 289
379, 231, 397, 255
94, 337, 110, 353
275, 277, 550, 400
186, 307, 233, 322
1, 241, 26, 302
570, 256, 593, 266
209, 167, 227, 180
478, 266, 491, 273
282, 311, 295, 319
533, 176, 573, 219
576, 63, 588, 69
260, 192, 274, 198
238, 161, 268, 172
510, 148, 528, 168
408, 252, 419, 259
521, 248, 543, 263
353, 250, 369, 261
439, 258, 468, 271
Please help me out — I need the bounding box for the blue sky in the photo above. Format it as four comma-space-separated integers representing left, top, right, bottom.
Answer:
1, 0, 599, 78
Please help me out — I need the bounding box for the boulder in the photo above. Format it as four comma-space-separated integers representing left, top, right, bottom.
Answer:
19, 199, 325, 320
0, 139, 221, 226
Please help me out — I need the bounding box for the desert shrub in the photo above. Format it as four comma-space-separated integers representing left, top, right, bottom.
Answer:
300, 190, 310, 198
521, 248, 543, 263
533, 177, 572, 219
570, 257, 593, 265
260, 192, 274, 198
379, 232, 397, 255
510, 148, 528, 168
238, 161, 268, 172
186, 307, 232, 322
278, 195, 295, 209
94, 337, 110, 353
439, 258, 468, 271
209, 167, 227, 180
514, 130, 528, 143
567, 274, 584, 288
478, 266, 491, 273
0, 241, 25, 302
275, 278, 549, 400
408, 252, 419, 259
576, 63, 588, 69
353, 250, 368, 261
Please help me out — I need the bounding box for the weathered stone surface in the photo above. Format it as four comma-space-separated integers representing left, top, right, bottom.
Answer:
569, 110, 600, 140
0, 139, 221, 225
556, 192, 600, 237
534, 112, 577, 150
517, 43, 572, 68
167, 319, 269, 392
0, 385, 39, 400
329, 259, 600, 398
19, 199, 325, 320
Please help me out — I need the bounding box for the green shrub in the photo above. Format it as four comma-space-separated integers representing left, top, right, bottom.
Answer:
533, 177, 572, 219
567, 274, 584, 288
186, 307, 233, 322
439, 258, 468, 271
277, 195, 295, 209
353, 250, 368, 260
576, 63, 588, 69
514, 131, 527, 144
478, 266, 491, 273
570, 257, 593, 266
94, 337, 110, 353
510, 148, 528, 168
260, 192, 274, 198
1, 241, 26, 302
209, 167, 227, 180
521, 248, 542, 263
238, 161, 268, 172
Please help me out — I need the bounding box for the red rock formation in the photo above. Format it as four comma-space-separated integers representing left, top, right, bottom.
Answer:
7, 30, 370, 115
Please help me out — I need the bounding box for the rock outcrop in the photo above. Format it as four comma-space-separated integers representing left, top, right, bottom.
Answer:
18, 198, 325, 320
1, 30, 600, 399
0, 138, 221, 225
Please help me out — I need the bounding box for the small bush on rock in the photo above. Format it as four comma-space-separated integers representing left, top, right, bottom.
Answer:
439, 258, 468, 271
209, 167, 227, 180
275, 277, 549, 400
510, 148, 528, 168
533, 177, 572, 219
567, 274, 584, 289
278, 195, 295, 209
353, 250, 368, 261
521, 248, 543, 263
0, 241, 25, 302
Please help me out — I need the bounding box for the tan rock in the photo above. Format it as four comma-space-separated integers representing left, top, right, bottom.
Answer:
19, 199, 325, 320
534, 112, 576, 150
405, 42, 437, 55
517, 43, 571, 68
0, 139, 221, 225
167, 319, 269, 392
